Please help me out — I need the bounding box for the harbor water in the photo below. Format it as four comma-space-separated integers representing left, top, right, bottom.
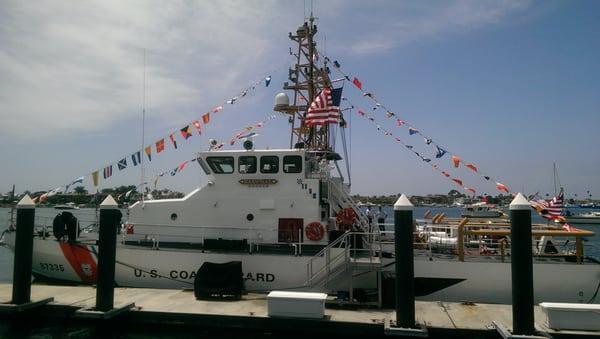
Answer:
1, 206, 599, 282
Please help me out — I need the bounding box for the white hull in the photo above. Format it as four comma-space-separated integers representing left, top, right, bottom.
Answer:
461, 211, 503, 218
6, 233, 600, 304
565, 217, 600, 224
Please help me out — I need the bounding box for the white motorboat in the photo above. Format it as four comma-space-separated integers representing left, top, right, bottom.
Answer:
54, 202, 80, 210
566, 211, 600, 224
461, 203, 504, 218
2, 16, 599, 306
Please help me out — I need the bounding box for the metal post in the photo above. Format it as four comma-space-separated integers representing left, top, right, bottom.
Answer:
11, 195, 35, 304
96, 195, 121, 312
394, 194, 415, 328
509, 193, 535, 335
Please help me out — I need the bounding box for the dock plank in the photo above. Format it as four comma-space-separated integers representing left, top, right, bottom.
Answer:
1, 283, 598, 337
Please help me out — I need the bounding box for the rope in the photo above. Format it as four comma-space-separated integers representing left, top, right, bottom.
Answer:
587, 280, 600, 303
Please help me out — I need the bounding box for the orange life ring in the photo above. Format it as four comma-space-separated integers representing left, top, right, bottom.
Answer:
336, 208, 358, 226
305, 222, 325, 241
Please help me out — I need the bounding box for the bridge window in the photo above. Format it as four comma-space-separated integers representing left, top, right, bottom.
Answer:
260, 156, 279, 174
239, 156, 257, 174
196, 157, 211, 175
206, 156, 234, 174
283, 155, 302, 173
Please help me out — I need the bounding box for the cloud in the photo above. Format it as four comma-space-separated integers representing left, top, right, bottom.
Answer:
0, 0, 538, 142
342, 0, 536, 55
0, 0, 296, 141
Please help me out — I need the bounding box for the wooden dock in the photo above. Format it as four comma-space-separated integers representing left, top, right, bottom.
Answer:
0, 283, 598, 338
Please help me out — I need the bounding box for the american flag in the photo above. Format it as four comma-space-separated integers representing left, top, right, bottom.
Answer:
562, 223, 580, 232
530, 190, 564, 220
305, 87, 340, 126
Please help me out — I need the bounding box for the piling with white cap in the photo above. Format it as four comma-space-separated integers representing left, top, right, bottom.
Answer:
96, 195, 122, 312
509, 192, 535, 335
11, 195, 36, 304
393, 194, 415, 328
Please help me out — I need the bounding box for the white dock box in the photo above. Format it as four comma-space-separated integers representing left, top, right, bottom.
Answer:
540, 302, 600, 331
267, 291, 327, 319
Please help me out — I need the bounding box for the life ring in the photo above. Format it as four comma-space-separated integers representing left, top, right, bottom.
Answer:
336, 208, 358, 227
305, 222, 325, 241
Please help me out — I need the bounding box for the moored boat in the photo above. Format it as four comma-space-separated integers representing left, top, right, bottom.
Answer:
54, 202, 80, 210
565, 211, 600, 224
1, 15, 599, 306
461, 202, 504, 218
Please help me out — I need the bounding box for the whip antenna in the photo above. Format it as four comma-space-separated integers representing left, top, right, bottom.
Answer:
141, 49, 146, 203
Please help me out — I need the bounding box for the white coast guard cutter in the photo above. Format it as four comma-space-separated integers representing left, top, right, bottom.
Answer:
2, 16, 599, 305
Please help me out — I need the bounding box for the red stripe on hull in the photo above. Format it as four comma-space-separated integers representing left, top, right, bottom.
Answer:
59, 242, 97, 283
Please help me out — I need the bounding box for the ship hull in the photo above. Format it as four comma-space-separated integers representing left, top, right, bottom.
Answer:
565, 217, 600, 224
4, 232, 600, 304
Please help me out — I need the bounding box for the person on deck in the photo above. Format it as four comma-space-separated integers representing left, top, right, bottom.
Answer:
365, 206, 374, 224
376, 206, 387, 231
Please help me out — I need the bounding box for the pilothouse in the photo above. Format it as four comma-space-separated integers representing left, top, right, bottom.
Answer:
127, 148, 349, 250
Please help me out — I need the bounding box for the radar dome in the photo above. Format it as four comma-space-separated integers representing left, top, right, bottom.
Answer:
274, 92, 290, 112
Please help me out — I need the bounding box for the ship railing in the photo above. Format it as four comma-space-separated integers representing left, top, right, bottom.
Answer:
376, 221, 597, 264
120, 222, 284, 251
457, 226, 595, 264
305, 231, 383, 288
31, 213, 102, 240
4, 208, 15, 230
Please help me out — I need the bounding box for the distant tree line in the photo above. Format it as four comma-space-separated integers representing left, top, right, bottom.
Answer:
352, 190, 512, 206
1, 185, 184, 207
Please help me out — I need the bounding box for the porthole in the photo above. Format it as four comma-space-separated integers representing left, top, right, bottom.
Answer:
246, 213, 254, 221
170, 213, 178, 221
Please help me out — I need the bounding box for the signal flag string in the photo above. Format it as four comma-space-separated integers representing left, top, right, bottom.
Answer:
324, 55, 512, 195
341, 97, 478, 195
34, 59, 293, 203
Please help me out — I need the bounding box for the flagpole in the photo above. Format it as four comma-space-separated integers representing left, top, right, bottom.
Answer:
141, 49, 146, 203
553, 162, 556, 196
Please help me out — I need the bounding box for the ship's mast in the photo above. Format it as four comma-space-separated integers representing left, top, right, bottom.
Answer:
283, 14, 332, 151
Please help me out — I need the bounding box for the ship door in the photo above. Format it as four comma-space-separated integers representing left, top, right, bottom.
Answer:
278, 218, 303, 243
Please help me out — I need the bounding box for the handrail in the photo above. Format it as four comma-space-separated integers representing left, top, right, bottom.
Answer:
456, 226, 593, 264
305, 231, 383, 287
307, 243, 349, 286
310, 230, 349, 260
464, 229, 595, 237
305, 231, 350, 286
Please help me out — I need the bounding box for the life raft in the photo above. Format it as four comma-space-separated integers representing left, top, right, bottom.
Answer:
305, 222, 325, 241
336, 208, 358, 227
53, 212, 79, 242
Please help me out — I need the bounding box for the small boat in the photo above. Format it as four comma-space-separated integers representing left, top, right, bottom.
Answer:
54, 202, 80, 210
565, 211, 600, 224
461, 203, 504, 218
